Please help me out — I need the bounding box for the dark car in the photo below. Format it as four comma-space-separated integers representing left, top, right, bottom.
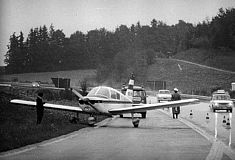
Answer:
121, 86, 147, 118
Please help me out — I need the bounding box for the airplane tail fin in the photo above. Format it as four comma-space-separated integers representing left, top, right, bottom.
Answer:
125, 74, 135, 101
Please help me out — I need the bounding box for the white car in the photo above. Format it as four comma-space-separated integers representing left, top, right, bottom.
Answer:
157, 90, 172, 102
32, 82, 40, 87
209, 90, 233, 112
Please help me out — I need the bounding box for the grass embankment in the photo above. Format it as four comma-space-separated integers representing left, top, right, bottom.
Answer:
147, 58, 235, 95
1, 69, 97, 87
173, 48, 235, 72
0, 102, 87, 152
0, 89, 107, 152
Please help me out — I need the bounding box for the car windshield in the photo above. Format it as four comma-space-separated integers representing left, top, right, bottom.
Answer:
213, 95, 230, 100
159, 90, 170, 94
133, 90, 145, 97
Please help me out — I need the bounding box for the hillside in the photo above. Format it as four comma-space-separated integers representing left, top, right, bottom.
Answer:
1, 55, 235, 96
146, 58, 235, 95
173, 48, 235, 72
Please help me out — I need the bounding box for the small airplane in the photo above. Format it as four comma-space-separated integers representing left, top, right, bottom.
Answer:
10, 74, 199, 127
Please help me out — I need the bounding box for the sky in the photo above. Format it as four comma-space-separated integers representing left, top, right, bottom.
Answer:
1, 0, 235, 66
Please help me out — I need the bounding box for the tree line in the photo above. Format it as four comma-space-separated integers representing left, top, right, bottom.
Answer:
4, 8, 235, 82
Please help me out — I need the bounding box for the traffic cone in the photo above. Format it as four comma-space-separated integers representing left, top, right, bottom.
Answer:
190, 110, 193, 116
226, 118, 231, 129
222, 116, 226, 123
189, 110, 193, 119
206, 113, 209, 119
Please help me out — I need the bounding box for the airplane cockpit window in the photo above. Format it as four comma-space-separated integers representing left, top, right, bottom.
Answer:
110, 89, 121, 100
96, 87, 110, 99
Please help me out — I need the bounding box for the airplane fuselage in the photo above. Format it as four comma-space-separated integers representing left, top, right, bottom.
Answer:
79, 96, 133, 115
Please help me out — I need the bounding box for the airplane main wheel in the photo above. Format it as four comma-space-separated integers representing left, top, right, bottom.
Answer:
132, 118, 140, 128
88, 116, 96, 126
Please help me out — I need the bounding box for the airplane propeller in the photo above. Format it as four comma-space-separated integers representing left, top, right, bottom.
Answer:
71, 88, 99, 112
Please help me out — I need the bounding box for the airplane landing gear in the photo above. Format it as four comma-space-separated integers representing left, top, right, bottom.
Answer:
131, 113, 140, 128
132, 118, 140, 128
88, 116, 96, 126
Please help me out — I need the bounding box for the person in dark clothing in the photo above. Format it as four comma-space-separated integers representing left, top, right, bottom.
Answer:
171, 88, 181, 119
36, 92, 45, 124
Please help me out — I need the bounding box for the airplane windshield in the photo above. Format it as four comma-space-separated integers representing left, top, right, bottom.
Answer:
96, 87, 110, 99
87, 87, 110, 99
87, 87, 99, 96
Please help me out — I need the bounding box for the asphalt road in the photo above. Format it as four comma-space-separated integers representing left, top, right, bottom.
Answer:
1, 96, 235, 160
149, 95, 235, 151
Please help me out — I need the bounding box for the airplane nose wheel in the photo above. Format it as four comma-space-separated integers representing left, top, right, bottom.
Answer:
132, 118, 140, 128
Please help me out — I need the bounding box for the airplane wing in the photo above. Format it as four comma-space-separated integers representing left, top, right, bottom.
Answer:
10, 99, 83, 112
108, 99, 199, 115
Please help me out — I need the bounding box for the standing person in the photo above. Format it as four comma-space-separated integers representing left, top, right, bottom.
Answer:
171, 88, 181, 119
36, 92, 45, 124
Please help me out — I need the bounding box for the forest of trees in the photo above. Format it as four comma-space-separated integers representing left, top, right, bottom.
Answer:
4, 8, 235, 82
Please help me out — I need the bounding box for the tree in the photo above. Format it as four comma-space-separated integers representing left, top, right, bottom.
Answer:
210, 8, 235, 50
4, 32, 27, 73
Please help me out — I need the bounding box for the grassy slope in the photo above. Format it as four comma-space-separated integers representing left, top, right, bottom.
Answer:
0, 89, 107, 152
0, 69, 97, 87
0, 102, 88, 152
173, 48, 235, 72
146, 58, 235, 95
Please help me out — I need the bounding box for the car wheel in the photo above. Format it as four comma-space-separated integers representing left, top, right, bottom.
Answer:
230, 109, 233, 113
120, 115, 123, 118
141, 112, 147, 119
213, 109, 216, 112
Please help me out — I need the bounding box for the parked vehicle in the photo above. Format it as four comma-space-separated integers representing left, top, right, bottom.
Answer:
121, 86, 147, 118
32, 81, 40, 87
157, 90, 172, 102
209, 90, 233, 112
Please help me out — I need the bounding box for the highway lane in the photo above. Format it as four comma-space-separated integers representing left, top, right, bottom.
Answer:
1, 104, 212, 160
148, 95, 235, 151
1, 95, 235, 160
180, 102, 235, 150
